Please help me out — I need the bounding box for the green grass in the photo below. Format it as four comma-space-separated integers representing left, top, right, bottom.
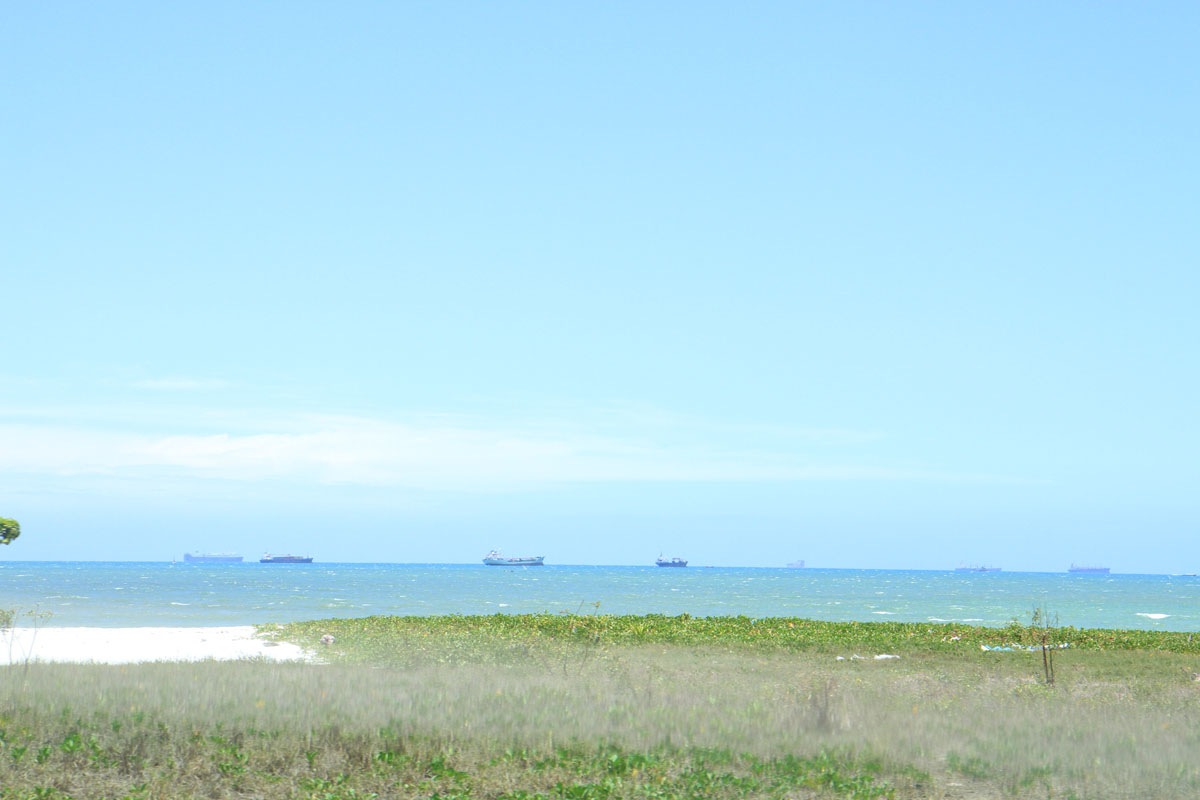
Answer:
0, 659, 900, 799
266, 613, 1200, 666
1, 614, 1199, 798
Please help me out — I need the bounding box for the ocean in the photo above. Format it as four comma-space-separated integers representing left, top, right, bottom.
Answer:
1, 562, 1196, 631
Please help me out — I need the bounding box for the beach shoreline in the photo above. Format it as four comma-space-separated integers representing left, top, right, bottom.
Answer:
0, 626, 311, 665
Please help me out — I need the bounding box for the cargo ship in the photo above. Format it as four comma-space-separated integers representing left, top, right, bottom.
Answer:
954, 564, 1001, 573
183, 552, 243, 564
483, 550, 544, 566
655, 556, 688, 567
259, 553, 313, 564
1068, 564, 1110, 574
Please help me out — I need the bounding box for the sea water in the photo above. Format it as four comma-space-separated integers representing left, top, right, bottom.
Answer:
0, 562, 1197, 631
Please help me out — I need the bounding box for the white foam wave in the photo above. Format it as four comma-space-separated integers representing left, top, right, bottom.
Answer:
1136, 613, 1170, 620
872, 611, 896, 615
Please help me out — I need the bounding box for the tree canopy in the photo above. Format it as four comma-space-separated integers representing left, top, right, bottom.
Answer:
0, 518, 19, 546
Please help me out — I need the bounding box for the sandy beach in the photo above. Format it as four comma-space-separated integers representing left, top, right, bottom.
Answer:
0, 626, 311, 665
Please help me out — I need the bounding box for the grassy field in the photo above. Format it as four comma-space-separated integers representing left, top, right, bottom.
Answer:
0, 614, 1198, 799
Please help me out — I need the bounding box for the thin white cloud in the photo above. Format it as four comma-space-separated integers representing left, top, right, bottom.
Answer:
0, 416, 937, 489
553, 403, 886, 445
133, 377, 230, 391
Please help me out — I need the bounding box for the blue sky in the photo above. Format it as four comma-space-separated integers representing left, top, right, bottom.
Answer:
2, 2, 1197, 570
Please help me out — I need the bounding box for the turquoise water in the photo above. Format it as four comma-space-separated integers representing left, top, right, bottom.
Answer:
0, 562, 1196, 631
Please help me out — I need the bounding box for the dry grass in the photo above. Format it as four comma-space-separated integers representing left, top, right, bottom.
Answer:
0, 640, 1199, 798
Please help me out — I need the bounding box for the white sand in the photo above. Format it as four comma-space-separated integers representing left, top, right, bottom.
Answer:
0, 627, 312, 665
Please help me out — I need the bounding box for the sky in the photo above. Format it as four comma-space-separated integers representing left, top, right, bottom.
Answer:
1, 2, 1197, 570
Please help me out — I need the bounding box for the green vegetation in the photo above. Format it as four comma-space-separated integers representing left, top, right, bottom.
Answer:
271, 612, 1200, 666
2, 614, 1199, 798
0, 517, 19, 546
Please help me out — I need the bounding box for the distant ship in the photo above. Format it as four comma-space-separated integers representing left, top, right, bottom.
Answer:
1068, 564, 1110, 574
483, 550, 544, 566
655, 556, 688, 568
786, 560, 805, 568
259, 553, 313, 564
954, 564, 1001, 573
183, 552, 243, 564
